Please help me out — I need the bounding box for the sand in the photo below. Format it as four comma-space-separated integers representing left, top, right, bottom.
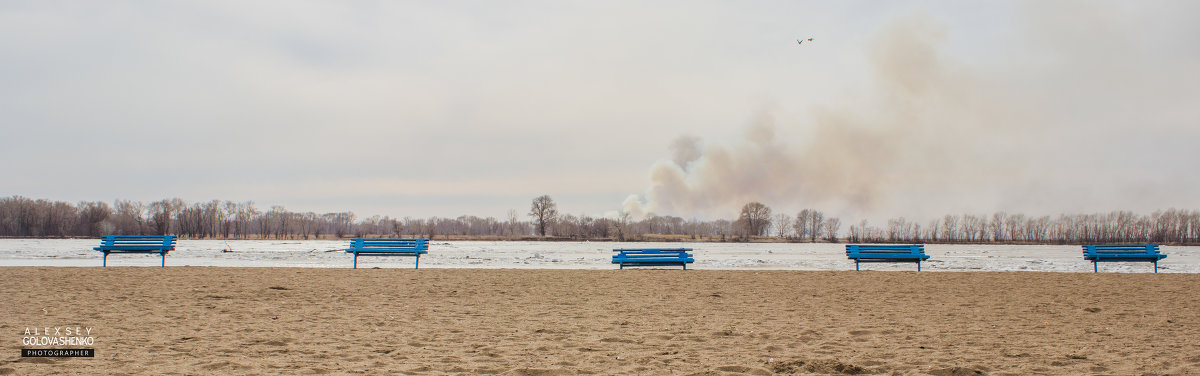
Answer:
2, 267, 1199, 375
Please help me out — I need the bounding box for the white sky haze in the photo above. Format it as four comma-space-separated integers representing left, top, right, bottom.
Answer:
2, 1, 1198, 222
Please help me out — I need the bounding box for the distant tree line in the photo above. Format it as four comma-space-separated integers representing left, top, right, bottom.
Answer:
845, 210, 1200, 244
0, 195, 1197, 244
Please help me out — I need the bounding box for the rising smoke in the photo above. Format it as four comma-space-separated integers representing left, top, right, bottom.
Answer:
623, 9, 1200, 221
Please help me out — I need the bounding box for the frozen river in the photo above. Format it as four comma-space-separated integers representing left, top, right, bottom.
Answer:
1, 239, 1197, 273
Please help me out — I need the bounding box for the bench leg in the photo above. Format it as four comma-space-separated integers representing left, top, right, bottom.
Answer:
855, 261, 860, 271
619, 263, 624, 270
161, 252, 166, 267
682, 263, 686, 270
917, 260, 921, 272
1154, 260, 1158, 273
353, 253, 358, 269
102, 252, 107, 267
1094, 261, 1098, 273
414, 255, 420, 270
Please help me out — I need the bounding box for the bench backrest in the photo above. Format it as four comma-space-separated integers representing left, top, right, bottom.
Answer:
846, 244, 925, 258
1082, 244, 1162, 258
98, 235, 176, 250
349, 238, 428, 251
613, 248, 692, 254
612, 248, 693, 260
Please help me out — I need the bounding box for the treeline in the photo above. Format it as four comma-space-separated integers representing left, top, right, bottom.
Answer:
0, 196, 733, 241
1, 195, 1197, 244
846, 210, 1200, 244
0, 196, 528, 240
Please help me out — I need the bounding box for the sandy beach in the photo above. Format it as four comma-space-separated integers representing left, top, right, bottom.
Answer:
3, 267, 1199, 375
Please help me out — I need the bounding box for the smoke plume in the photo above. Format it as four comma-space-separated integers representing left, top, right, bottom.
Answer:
623, 9, 1200, 221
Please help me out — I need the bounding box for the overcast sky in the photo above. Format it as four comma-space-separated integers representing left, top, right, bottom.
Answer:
2, 1, 1198, 222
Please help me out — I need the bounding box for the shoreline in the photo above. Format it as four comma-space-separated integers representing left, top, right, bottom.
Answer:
0, 264, 1183, 274
1, 239, 1195, 273
5, 235, 1200, 247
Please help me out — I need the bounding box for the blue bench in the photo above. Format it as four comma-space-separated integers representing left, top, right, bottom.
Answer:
846, 244, 929, 271
346, 238, 429, 269
93, 235, 176, 267
612, 248, 694, 270
1082, 244, 1166, 273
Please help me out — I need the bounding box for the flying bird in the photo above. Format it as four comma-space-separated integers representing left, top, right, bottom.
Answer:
797, 38, 814, 45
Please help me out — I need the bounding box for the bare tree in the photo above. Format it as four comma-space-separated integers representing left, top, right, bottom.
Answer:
849, 219, 873, 243
220, 201, 237, 238
823, 217, 842, 242
77, 201, 111, 237
793, 210, 812, 240
44, 201, 76, 237
989, 212, 1006, 242
738, 202, 772, 238
528, 195, 558, 237
808, 210, 824, 242
148, 200, 173, 235
961, 214, 983, 242
941, 214, 959, 242
506, 209, 522, 236
112, 200, 146, 235
887, 218, 905, 242
608, 211, 630, 241
773, 213, 792, 238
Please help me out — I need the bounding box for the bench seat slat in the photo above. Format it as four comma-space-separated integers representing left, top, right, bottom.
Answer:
612, 255, 693, 260
849, 255, 928, 260
348, 250, 429, 255
350, 251, 427, 257
613, 257, 693, 260
617, 262, 694, 267
352, 243, 426, 247
95, 246, 172, 251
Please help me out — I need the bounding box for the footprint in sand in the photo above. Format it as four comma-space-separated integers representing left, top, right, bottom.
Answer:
507, 369, 571, 376
715, 365, 772, 375
929, 366, 986, 376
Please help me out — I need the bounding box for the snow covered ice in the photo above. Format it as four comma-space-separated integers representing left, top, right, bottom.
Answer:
1, 239, 1197, 273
